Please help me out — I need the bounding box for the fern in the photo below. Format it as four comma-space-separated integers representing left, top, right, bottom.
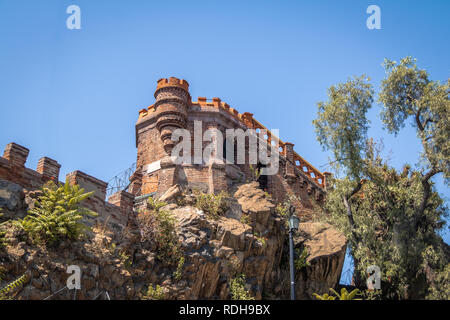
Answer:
13, 181, 97, 245
0, 273, 28, 299
313, 288, 362, 300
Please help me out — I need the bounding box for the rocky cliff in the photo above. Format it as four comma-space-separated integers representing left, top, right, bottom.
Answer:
0, 179, 346, 300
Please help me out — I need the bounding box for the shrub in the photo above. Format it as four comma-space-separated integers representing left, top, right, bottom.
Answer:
294, 247, 310, 271
0, 228, 5, 248
13, 181, 97, 245
119, 250, 132, 269
137, 197, 182, 266
275, 203, 289, 217
240, 213, 250, 225
144, 284, 166, 300
249, 165, 261, 182
173, 256, 185, 281
147, 196, 167, 212
230, 274, 255, 300
193, 190, 229, 219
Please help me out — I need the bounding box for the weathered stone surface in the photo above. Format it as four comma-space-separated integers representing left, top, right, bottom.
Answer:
0, 178, 25, 217
0, 182, 345, 300
234, 182, 274, 215
294, 222, 347, 299
158, 184, 181, 203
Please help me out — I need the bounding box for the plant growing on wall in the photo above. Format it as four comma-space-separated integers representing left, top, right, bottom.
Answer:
249, 165, 261, 182
13, 181, 97, 245
173, 256, 185, 281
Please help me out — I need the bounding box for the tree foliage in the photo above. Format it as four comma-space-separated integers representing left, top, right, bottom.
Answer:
379, 57, 450, 182
314, 57, 449, 299
313, 75, 374, 180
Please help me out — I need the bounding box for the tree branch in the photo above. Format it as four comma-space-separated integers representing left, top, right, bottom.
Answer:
342, 180, 365, 235
416, 168, 442, 227
415, 107, 424, 132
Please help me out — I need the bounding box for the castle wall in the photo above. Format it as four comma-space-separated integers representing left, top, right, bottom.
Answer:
0, 143, 132, 228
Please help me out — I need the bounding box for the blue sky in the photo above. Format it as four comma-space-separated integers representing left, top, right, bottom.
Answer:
0, 1, 449, 283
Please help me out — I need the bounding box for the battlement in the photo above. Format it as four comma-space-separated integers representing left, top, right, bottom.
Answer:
192, 97, 242, 122
155, 77, 190, 93
136, 87, 327, 190
0, 142, 133, 227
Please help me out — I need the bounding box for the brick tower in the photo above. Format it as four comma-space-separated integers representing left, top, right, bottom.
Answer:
130, 77, 327, 219
154, 77, 191, 154
131, 77, 191, 196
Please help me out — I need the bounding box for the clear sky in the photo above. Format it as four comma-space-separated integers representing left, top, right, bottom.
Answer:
1, 1, 449, 283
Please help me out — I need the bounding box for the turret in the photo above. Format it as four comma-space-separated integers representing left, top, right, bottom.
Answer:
153, 77, 191, 154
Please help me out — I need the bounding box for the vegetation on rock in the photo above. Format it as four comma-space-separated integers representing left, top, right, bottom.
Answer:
143, 284, 166, 300
137, 197, 182, 266
230, 274, 255, 300
193, 190, 229, 220
294, 247, 310, 271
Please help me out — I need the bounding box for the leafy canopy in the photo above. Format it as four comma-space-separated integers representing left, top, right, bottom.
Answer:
379, 57, 450, 182
313, 75, 374, 180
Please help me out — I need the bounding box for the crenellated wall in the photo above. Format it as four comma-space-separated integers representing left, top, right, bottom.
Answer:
0, 143, 133, 227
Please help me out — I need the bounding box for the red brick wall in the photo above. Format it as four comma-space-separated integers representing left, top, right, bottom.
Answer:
0, 143, 133, 227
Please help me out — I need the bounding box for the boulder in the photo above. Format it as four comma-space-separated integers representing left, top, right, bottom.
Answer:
158, 184, 181, 203
294, 222, 347, 299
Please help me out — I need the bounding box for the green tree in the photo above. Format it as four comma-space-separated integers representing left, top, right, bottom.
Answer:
313, 57, 449, 299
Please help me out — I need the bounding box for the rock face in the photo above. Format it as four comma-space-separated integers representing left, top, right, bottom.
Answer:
0, 182, 346, 300
294, 222, 347, 299
0, 178, 29, 221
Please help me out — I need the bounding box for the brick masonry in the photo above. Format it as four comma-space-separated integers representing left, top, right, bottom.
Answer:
0, 143, 132, 227
132, 77, 332, 219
